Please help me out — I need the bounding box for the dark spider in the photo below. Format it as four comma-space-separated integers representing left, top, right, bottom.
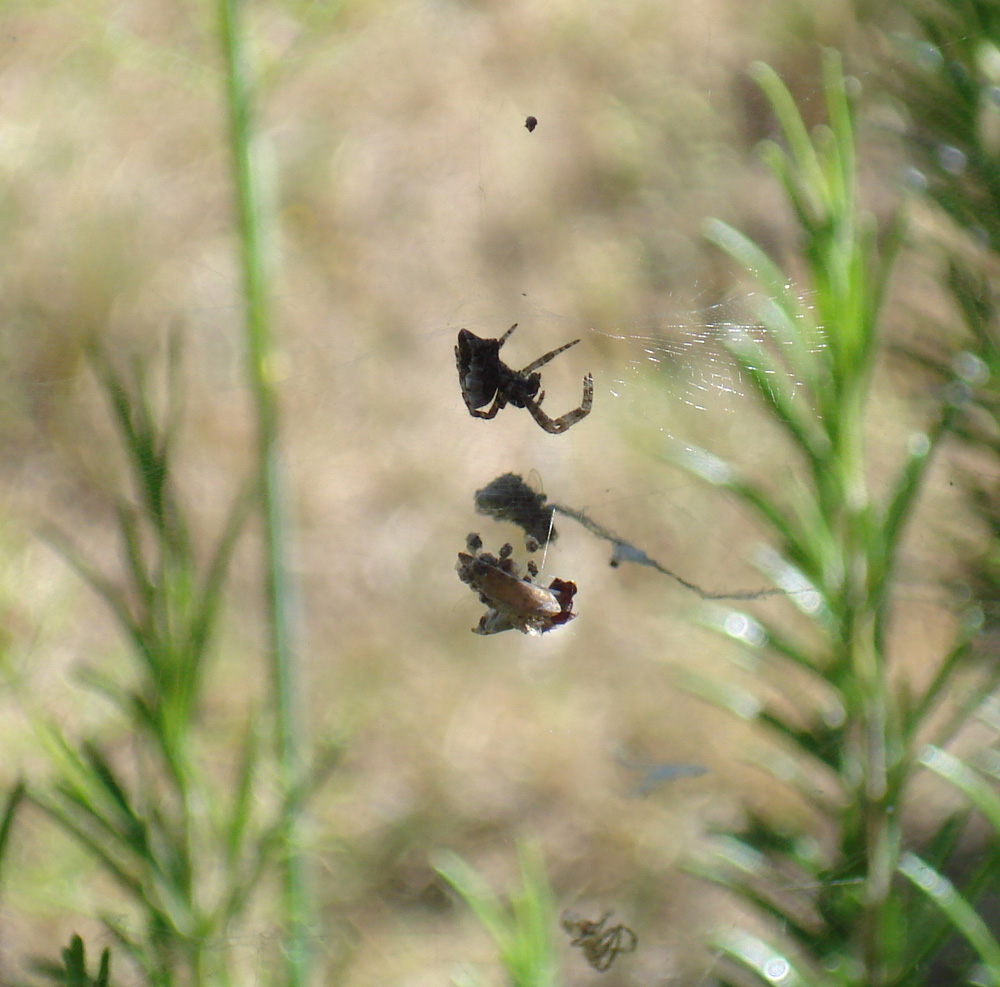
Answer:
561, 911, 637, 972
525, 115, 538, 132
455, 324, 593, 434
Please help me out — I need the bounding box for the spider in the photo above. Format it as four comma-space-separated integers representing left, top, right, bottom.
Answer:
561, 911, 637, 972
455, 324, 593, 434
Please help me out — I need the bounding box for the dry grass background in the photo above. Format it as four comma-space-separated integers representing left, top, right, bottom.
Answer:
0, 0, 971, 984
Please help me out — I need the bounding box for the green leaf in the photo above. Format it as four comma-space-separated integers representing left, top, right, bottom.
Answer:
434, 849, 512, 956
724, 338, 826, 466
899, 852, 1000, 983
919, 745, 1000, 833
708, 925, 832, 987
877, 417, 950, 588
41, 527, 149, 663
113, 499, 156, 618
224, 719, 261, 865
674, 666, 763, 721
434, 844, 557, 987
0, 778, 25, 892
703, 219, 823, 360
749, 61, 828, 220
186, 480, 255, 665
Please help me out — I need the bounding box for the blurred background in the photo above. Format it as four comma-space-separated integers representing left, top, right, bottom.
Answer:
0, 0, 970, 983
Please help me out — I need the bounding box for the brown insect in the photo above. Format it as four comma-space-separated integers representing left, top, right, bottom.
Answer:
456, 534, 576, 636
561, 911, 637, 972
525, 115, 538, 132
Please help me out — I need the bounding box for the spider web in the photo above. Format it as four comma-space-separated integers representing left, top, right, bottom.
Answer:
3, 30, 981, 987
594, 288, 824, 415
453, 281, 959, 613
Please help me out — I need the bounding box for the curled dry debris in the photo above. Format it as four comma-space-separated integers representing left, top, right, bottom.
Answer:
561, 911, 638, 972
456, 533, 576, 636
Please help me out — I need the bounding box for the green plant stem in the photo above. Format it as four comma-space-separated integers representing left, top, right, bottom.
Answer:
832, 219, 901, 987
834, 248, 892, 987
217, 2, 311, 985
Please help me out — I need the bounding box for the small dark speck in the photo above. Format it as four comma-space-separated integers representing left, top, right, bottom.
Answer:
525, 116, 537, 132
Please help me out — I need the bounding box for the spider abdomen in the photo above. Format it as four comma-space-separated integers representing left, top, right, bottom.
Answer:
456, 330, 502, 407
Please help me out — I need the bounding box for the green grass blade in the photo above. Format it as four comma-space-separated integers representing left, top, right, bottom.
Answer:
507, 843, 557, 987
667, 446, 821, 575
224, 720, 261, 865
96, 944, 111, 987
919, 745, 1000, 832
79, 742, 149, 847
821, 50, 854, 214
904, 639, 974, 743
878, 417, 949, 584
41, 528, 153, 671
749, 61, 828, 218
434, 849, 511, 952
187, 481, 254, 662
0, 778, 25, 891
434, 845, 558, 987
703, 219, 823, 360
754, 711, 843, 773
709, 926, 830, 987
30, 795, 146, 903
899, 852, 1000, 983
723, 340, 826, 464
674, 666, 762, 722
89, 351, 171, 539
113, 499, 156, 617
868, 205, 908, 330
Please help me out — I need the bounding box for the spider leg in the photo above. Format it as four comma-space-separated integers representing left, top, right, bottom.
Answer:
467, 397, 503, 420
525, 373, 593, 434
520, 337, 580, 374
497, 323, 518, 349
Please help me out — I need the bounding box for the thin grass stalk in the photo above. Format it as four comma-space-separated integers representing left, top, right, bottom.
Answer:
216, 1, 311, 984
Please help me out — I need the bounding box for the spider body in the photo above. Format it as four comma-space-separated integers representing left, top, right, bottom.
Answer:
455, 325, 593, 434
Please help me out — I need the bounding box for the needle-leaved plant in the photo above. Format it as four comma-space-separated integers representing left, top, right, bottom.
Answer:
672, 51, 1000, 987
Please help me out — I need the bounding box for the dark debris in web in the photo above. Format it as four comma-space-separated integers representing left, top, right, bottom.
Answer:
615, 748, 708, 797
561, 911, 638, 972
475, 472, 557, 548
473, 471, 788, 601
